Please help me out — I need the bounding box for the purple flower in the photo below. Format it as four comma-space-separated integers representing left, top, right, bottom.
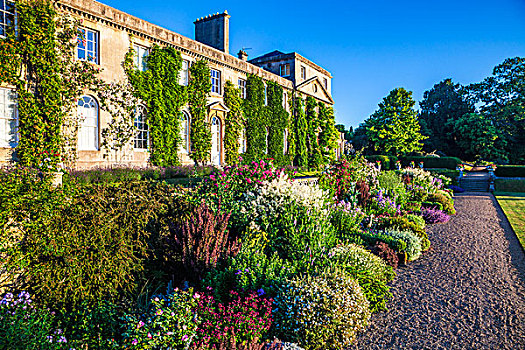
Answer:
257, 288, 265, 296
132, 339, 138, 345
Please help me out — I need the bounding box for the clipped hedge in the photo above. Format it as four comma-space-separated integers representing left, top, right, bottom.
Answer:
495, 179, 525, 193
495, 165, 525, 178
401, 156, 461, 170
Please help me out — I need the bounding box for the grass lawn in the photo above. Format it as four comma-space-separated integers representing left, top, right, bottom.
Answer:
495, 192, 525, 251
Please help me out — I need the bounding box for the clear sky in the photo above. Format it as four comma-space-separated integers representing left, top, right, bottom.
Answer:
100, 0, 525, 128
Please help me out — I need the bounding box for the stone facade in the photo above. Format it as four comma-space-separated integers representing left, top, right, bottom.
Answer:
0, 0, 342, 168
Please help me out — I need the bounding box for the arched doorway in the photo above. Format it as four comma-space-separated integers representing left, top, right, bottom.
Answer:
211, 114, 222, 166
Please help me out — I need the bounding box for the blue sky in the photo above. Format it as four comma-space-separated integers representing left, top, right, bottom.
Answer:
101, 0, 525, 128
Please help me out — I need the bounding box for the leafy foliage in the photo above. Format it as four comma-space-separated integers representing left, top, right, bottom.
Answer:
318, 103, 340, 164
167, 202, 240, 282
125, 45, 187, 166
370, 241, 399, 269
0, 0, 102, 168
188, 60, 212, 166
364, 88, 427, 155
4, 181, 171, 309
328, 244, 395, 313
244, 75, 267, 162
293, 95, 308, 167
305, 96, 323, 168
224, 81, 244, 165
452, 113, 503, 161
266, 81, 290, 166
273, 271, 370, 350
419, 79, 474, 155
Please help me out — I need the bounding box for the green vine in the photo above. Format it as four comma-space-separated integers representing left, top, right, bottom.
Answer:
293, 94, 308, 168
0, 0, 102, 170
266, 81, 289, 166
125, 45, 187, 166
305, 96, 323, 168
318, 103, 339, 163
243, 74, 267, 162
188, 60, 212, 166
223, 80, 244, 165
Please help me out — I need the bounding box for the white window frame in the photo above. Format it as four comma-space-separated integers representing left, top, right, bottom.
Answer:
283, 129, 288, 155
210, 69, 221, 94
238, 128, 247, 154
0, 0, 15, 39
180, 111, 190, 153
179, 59, 190, 86
283, 91, 288, 110
77, 95, 99, 151
238, 78, 246, 99
77, 27, 99, 64
264, 84, 268, 106
134, 105, 149, 150
323, 78, 328, 90
133, 44, 149, 72
280, 63, 290, 77
0, 87, 18, 148
301, 66, 306, 80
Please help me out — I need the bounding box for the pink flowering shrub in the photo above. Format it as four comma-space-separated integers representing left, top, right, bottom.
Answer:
197, 160, 285, 204
192, 290, 273, 349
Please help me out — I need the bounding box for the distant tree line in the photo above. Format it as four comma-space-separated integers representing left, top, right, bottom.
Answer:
347, 57, 525, 164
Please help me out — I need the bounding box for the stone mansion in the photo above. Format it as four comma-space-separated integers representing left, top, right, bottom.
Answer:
0, 0, 343, 168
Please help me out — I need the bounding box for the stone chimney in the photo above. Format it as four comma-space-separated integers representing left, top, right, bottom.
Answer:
237, 49, 248, 61
194, 11, 230, 54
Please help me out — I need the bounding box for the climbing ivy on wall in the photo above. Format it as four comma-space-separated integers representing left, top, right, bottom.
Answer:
293, 94, 308, 168
125, 45, 187, 166
223, 80, 244, 165
266, 81, 290, 166
286, 92, 296, 164
318, 102, 339, 163
188, 60, 212, 166
0, 0, 101, 169
244, 74, 267, 162
305, 96, 323, 168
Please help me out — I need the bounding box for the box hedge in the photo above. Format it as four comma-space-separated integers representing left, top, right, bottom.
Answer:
495, 165, 525, 178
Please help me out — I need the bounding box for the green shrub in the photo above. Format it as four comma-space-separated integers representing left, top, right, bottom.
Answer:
329, 244, 395, 313
376, 216, 430, 251
495, 179, 525, 192
401, 156, 461, 170
357, 230, 407, 253
380, 229, 423, 261
406, 214, 426, 229
56, 300, 120, 349
377, 171, 408, 205
273, 271, 371, 350
4, 181, 173, 309
495, 165, 525, 178
427, 191, 456, 215
121, 288, 199, 349
203, 245, 296, 302
422, 201, 444, 211
0, 291, 70, 349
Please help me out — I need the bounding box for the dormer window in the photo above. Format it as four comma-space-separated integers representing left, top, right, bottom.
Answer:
280, 63, 290, 77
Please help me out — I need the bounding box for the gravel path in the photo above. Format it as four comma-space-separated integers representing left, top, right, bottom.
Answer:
351, 193, 525, 349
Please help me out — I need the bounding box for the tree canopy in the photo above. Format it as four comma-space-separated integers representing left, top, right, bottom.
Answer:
364, 87, 426, 156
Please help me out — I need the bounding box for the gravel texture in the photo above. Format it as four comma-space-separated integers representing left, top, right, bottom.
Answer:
351, 193, 525, 350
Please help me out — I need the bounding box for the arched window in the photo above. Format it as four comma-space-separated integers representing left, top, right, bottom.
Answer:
134, 105, 149, 150
238, 128, 247, 154
211, 115, 222, 166
265, 127, 269, 154
77, 95, 99, 150
283, 129, 288, 155
180, 111, 190, 153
